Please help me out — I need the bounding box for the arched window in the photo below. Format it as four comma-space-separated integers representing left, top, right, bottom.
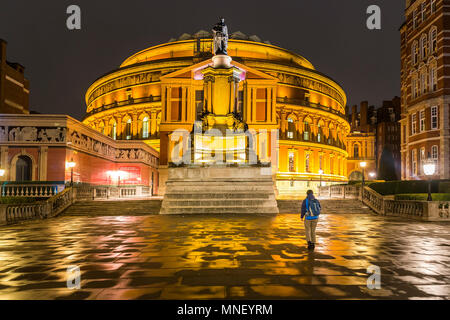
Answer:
303, 121, 310, 141
111, 122, 117, 140
142, 117, 149, 139
430, 28, 437, 53
125, 118, 132, 140
287, 117, 295, 139
16, 155, 32, 181
353, 144, 360, 158
420, 35, 427, 60
317, 124, 323, 143
288, 151, 295, 172
412, 41, 419, 64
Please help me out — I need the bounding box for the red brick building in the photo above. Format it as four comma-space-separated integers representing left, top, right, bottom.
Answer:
0, 39, 29, 114
400, 0, 449, 180
0, 114, 159, 195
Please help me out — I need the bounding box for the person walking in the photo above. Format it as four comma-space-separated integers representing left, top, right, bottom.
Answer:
301, 190, 321, 250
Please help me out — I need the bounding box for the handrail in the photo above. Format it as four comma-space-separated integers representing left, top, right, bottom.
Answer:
3, 187, 74, 225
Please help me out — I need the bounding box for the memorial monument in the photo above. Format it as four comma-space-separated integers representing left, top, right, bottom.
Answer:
160, 18, 279, 215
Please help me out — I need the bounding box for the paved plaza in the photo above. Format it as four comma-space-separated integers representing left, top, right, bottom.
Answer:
0, 212, 449, 300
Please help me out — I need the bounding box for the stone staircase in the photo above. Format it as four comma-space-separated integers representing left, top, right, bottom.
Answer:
63, 199, 162, 216
160, 166, 279, 215
277, 199, 374, 214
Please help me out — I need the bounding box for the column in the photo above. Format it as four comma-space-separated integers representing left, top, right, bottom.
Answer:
132, 112, 138, 138
38, 146, 48, 181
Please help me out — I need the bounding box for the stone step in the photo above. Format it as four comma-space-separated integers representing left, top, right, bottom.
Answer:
63, 199, 162, 216
161, 199, 275, 208
160, 206, 278, 215
164, 193, 271, 200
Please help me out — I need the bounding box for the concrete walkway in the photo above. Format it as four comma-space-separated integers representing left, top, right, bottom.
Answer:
0, 213, 449, 299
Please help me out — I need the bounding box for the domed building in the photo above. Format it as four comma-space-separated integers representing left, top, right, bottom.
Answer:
83, 30, 351, 196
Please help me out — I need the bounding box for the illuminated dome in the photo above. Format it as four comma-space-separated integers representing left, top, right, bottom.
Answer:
83, 30, 350, 196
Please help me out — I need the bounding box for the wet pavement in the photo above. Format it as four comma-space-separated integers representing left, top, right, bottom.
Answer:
0, 213, 449, 300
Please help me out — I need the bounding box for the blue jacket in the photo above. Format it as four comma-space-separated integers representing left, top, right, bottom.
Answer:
301, 194, 320, 220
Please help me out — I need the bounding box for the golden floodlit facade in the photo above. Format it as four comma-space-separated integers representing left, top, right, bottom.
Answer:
83, 31, 351, 196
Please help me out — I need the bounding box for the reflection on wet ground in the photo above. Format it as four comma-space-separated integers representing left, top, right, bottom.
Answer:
0, 213, 449, 299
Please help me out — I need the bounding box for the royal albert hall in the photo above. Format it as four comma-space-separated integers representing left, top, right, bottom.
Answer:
83, 30, 351, 196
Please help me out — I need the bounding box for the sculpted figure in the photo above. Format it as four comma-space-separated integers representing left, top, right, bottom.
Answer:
212, 17, 228, 55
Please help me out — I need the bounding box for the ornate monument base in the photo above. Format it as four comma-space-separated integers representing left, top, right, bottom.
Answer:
160, 165, 279, 215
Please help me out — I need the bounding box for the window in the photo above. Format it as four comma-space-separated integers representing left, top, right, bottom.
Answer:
422, 2, 427, 21
419, 110, 425, 132
412, 149, 417, 176
431, 0, 436, 14
287, 118, 295, 139
288, 152, 295, 172
142, 117, 149, 138
411, 113, 417, 135
421, 35, 427, 59
413, 10, 418, 29
16, 155, 32, 181
353, 144, 360, 158
419, 147, 425, 174
412, 42, 419, 64
303, 121, 310, 141
305, 153, 310, 172
430, 28, 437, 53
420, 71, 427, 94
111, 122, 117, 140
430, 65, 437, 91
125, 119, 132, 140
431, 106, 438, 129
317, 125, 322, 143
432, 145, 438, 167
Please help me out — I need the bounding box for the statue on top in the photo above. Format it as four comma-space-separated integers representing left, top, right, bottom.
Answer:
212, 17, 228, 55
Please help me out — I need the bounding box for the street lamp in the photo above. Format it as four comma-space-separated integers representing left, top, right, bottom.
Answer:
360, 161, 367, 187
0, 169, 5, 177
318, 169, 324, 196
369, 172, 376, 180
66, 160, 76, 187
423, 155, 436, 201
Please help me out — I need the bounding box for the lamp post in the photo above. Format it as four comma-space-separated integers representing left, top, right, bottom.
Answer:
423, 155, 436, 201
66, 160, 76, 187
318, 169, 323, 196
360, 161, 367, 188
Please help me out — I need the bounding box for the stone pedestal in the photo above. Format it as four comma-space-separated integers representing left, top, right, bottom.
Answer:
160, 165, 279, 215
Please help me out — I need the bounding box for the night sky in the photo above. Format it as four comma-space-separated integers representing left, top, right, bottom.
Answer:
0, 0, 405, 120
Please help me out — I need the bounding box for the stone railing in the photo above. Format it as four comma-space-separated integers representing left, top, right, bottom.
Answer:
0, 187, 74, 225
73, 185, 152, 200
318, 184, 361, 199
1, 183, 65, 198
320, 184, 450, 221
362, 186, 450, 221
361, 186, 384, 214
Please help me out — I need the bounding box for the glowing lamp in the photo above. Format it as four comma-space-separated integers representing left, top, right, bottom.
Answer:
369, 172, 376, 178
360, 161, 367, 168
0, 169, 5, 177
423, 160, 436, 176
66, 161, 76, 169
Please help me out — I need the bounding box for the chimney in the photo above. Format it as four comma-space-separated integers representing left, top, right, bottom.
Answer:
0, 39, 6, 64
360, 101, 368, 129
351, 105, 357, 129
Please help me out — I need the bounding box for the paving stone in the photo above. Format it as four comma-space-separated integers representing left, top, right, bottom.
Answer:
0, 213, 448, 299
